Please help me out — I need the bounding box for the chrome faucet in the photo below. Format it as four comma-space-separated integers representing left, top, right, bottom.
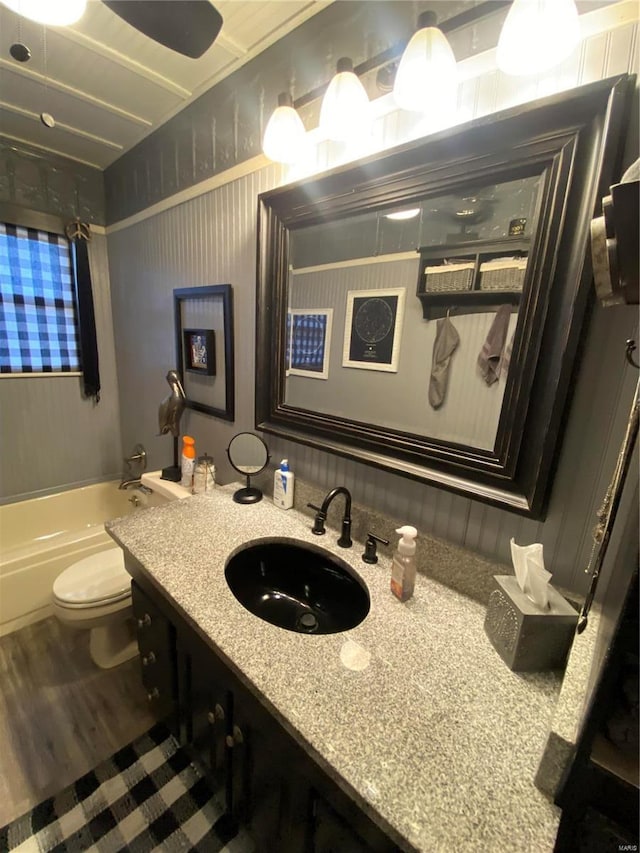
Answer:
119, 477, 142, 490
120, 443, 147, 490
307, 486, 352, 548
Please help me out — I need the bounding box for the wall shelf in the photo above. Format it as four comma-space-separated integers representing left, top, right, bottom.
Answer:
416, 238, 530, 320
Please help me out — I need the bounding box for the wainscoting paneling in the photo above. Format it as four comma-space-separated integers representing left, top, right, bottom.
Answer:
105, 11, 639, 594
0, 233, 122, 502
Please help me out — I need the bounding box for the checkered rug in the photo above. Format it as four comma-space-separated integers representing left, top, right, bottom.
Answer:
0, 724, 253, 852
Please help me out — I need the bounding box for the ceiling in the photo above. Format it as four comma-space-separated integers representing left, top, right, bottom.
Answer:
0, 0, 332, 171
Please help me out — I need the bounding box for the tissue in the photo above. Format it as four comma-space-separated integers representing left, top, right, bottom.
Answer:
510, 538, 552, 609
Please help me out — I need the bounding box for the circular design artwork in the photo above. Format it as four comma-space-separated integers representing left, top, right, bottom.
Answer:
354, 298, 393, 343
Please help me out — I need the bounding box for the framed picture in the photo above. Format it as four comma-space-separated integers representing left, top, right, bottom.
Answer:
286, 309, 333, 380
342, 287, 405, 372
183, 328, 215, 375
174, 284, 234, 421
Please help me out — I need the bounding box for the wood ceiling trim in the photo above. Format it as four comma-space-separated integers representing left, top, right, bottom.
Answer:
55, 27, 192, 98
0, 131, 103, 170
0, 101, 123, 151
0, 60, 153, 127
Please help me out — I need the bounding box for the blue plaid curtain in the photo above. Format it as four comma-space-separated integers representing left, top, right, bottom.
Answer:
0, 223, 81, 373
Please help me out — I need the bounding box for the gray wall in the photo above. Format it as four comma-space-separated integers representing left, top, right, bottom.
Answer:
107, 165, 281, 485
105, 157, 638, 595
103, 3, 638, 594
0, 139, 106, 226
0, 231, 123, 501
287, 256, 516, 449
0, 140, 118, 501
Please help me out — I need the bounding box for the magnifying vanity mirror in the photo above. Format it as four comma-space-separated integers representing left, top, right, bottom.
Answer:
227, 432, 270, 504
256, 75, 633, 520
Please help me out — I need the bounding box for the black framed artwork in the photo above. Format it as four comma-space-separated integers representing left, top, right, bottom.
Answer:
174, 284, 234, 421
183, 328, 215, 375
342, 288, 405, 372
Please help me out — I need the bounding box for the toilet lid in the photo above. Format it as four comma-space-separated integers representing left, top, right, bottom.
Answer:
53, 548, 131, 606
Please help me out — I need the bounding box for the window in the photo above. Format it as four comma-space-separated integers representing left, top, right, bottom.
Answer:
0, 223, 81, 373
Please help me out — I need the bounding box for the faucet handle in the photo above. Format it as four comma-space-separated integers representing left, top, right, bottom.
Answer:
307, 503, 326, 535
362, 532, 390, 564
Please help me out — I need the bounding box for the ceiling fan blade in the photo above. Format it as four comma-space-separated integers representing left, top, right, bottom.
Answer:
103, 1, 222, 59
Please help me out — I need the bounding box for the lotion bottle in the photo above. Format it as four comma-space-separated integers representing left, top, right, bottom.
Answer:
390, 525, 418, 602
273, 459, 294, 509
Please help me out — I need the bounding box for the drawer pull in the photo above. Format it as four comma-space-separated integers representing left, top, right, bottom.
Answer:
147, 687, 160, 702
225, 725, 243, 748
207, 703, 225, 725
137, 613, 152, 628
142, 652, 156, 666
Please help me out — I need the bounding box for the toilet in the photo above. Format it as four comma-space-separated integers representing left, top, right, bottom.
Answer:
52, 471, 191, 669
53, 547, 138, 669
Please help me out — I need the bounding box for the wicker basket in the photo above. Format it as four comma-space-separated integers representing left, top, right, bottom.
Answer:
479, 257, 527, 292
424, 261, 475, 293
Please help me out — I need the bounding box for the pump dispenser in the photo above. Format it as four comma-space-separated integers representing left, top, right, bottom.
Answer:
390, 525, 418, 602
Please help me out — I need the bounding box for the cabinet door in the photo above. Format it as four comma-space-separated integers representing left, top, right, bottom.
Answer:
228, 681, 297, 851
310, 793, 372, 853
131, 580, 178, 732
179, 630, 230, 796
309, 791, 400, 853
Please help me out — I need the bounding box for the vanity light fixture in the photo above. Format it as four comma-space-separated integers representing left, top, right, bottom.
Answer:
1, 0, 87, 26
385, 208, 420, 221
497, 0, 581, 76
262, 92, 307, 165
319, 57, 371, 143
392, 11, 457, 114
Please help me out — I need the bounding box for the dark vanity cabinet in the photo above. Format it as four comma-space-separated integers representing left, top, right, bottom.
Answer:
130, 576, 401, 853
131, 579, 178, 732
415, 238, 529, 319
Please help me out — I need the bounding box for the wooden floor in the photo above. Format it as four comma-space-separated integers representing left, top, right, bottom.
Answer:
0, 617, 155, 827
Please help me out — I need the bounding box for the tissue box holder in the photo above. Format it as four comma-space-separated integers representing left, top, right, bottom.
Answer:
484, 575, 578, 671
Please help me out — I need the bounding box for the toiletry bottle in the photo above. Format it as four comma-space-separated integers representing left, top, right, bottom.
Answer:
181, 436, 196, 491
390, 525, 418, 602
273, 459, 294, 509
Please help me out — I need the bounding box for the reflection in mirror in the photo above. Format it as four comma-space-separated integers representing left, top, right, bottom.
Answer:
227, 432, 270, 504
257, 76, 633, 517
286, 175, 542, 450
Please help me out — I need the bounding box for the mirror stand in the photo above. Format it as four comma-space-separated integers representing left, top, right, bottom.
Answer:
233, 476, 263, 504
227, 432, 270, 505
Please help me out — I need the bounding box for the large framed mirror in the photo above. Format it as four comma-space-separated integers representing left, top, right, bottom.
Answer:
256, 75, 633, 519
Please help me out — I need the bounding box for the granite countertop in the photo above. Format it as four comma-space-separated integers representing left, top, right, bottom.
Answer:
107, 487, 562, 853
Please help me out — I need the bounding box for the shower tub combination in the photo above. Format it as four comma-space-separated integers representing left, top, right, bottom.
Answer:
0, 481, 161, 637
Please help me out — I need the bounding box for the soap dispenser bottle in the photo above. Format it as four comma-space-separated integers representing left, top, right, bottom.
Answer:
390, 525, 418, 602
273, 459, 294, 509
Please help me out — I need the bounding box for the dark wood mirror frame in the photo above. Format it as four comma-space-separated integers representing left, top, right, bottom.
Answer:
256, 75, 634, 520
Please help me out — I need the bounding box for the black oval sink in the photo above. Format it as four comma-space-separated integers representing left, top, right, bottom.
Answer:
225, 541, 369, 634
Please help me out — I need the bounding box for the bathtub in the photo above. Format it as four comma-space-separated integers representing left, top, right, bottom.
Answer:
0, 480, 161, 636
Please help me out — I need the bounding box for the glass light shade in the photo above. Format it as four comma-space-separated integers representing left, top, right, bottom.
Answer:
393, 17, 458, 113
319, 58, 371, 143
497, 0, 580, 76
385, 208, 420, 220
1, 0, 87, 25
263, 95, 306, 164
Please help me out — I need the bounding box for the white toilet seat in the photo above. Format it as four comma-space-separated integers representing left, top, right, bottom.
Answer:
53, 547, 131, 608
52, 546, 137, 669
